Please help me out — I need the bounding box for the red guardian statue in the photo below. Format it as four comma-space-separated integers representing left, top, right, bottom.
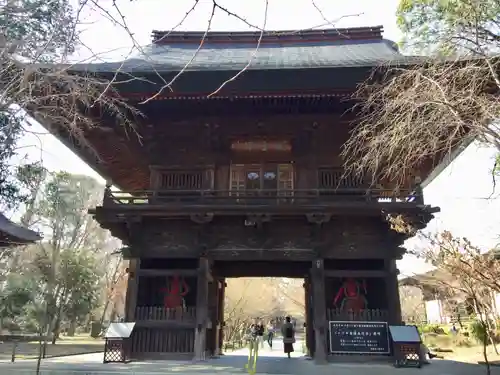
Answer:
161, 275, 190, 313
333, 278, 368, 313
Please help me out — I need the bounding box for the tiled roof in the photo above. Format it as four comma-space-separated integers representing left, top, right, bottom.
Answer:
0, 213, 41, 246
71, 27, 414, 73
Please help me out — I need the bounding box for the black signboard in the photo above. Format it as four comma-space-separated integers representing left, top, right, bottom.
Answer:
329, 321, 390, 354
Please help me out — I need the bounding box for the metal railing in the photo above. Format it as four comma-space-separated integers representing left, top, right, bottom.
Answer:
102, 188, 422, 206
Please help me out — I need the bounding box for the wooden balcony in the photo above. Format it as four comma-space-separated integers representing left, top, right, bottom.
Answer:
102, 188, 423, 208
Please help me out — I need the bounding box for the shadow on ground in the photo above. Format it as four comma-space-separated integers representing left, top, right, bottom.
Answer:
1, 339, 500, 374
1, 354, 500, 375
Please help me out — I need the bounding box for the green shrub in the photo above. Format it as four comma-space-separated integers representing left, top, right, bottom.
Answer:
469, 319, 488, 345
419, 324, 446, 335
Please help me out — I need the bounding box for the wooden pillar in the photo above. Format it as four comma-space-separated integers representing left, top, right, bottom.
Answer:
206, 279, 219, 356
304, 277, 313, 357
217, 279, 226, 354
194, 257, 209, 360
311, 258, 328, 364
385, 259, 402, 325
124, 259, 140, 321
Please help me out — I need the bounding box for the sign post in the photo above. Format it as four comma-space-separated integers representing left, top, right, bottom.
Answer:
328, 321, 390, 355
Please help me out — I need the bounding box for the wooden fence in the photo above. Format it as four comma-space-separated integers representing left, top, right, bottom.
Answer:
326, 308, 389, 322
131, 327, 195, 357
135, 306, 196, 321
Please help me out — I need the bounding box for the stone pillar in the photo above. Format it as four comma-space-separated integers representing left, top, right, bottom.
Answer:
311, 258, 328, 364
124, 258, 140, 321
385, 258, 402, 325
194, 257, 209, 361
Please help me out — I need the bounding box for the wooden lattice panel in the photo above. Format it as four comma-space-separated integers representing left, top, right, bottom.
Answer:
394, 343, 422, 368
103, 339, 126, 363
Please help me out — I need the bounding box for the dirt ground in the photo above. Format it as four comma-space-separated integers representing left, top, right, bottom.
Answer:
437, 344, 500, 364
0, 335, 103, 361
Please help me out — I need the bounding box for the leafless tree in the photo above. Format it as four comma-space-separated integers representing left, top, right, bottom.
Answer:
399, 285, 426, 324
413, 231, 500, 374
342, 59, 500, 187
342, 0, 500, 187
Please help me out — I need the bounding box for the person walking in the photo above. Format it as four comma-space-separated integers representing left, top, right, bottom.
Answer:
266, 320, 275, 348
281, 316, 295, 358
250, 318, 265, 349
256, 319, 265, 349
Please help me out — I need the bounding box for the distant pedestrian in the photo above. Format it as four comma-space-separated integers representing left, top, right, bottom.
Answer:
450, 323, 458, 335
281, 316, 295, 358
266, 321, 275, 348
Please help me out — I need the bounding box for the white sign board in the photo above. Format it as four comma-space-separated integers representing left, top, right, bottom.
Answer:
105, 322, 136, 339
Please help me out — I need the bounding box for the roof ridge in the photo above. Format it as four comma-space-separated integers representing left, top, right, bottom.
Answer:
152, 26, 384, 45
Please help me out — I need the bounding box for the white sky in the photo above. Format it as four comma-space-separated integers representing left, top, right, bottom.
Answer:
14, 0, 500, 276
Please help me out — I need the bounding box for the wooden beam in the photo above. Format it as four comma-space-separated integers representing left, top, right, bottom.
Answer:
135, 247, 200, 259
324, 270, 387, 278
209, 249, 315, 262
194, 257, 209, 361
311, 258, 327, 364
136, 269, 198, 277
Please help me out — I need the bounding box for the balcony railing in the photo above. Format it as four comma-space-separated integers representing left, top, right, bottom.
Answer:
135, 306, 196, 322
102, 188, 423, 206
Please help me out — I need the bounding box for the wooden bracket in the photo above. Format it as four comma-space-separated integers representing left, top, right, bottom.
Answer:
190, 213, 214, 224
246, 213, 272, 227
306, 213, 331, 225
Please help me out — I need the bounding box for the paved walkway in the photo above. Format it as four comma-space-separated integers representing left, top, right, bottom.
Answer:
0, 338, 498, 374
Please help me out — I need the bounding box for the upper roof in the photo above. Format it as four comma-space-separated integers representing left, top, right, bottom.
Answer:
71, 26, 413, 73
0, 213, 41, 247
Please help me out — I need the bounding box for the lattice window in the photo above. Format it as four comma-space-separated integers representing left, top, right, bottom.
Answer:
278, 164, 294, 196
230, 165, 245, 195
229, 164, 294, 194
160, 171, 203, 190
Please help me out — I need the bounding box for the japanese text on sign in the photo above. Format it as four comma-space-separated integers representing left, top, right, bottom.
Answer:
329, 321, 390, 355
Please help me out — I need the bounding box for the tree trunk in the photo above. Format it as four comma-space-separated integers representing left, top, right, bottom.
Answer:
99, 299, 111, 326
483, 334, 491, 375
67, 319, 77, 337
51, 316, 61, 345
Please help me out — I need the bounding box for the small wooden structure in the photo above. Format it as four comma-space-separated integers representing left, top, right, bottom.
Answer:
103, 322, 135, 363
389, 325, 424, 368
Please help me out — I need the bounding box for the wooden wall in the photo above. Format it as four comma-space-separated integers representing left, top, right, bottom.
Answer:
129, 216, 403, 261
140, 113, 364, 190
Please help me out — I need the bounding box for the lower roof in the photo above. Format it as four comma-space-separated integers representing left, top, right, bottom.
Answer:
0, 213, 41, 246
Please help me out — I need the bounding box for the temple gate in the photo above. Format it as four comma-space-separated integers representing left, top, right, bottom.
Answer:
40, 26, 439, 362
